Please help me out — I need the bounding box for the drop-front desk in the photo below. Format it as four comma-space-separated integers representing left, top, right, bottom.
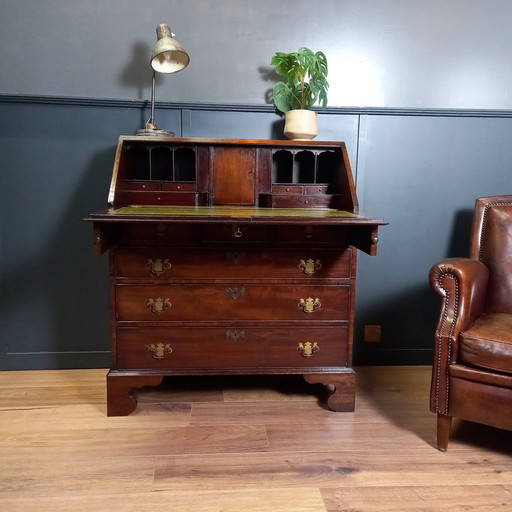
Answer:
86, 137, 386, 416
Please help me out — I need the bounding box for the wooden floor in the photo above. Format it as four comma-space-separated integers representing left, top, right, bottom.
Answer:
0, 366, 511, 511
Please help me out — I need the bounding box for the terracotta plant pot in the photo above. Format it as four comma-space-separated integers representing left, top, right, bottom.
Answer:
283, 110, 318, 140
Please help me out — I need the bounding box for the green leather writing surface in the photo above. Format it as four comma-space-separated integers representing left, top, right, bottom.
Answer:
108, 205, 359, 219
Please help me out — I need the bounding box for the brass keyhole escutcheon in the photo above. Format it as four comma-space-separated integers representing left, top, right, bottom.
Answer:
225, 287, 245, 300
155, 223, 167, 237
297, 341, 319, 357
147, 297, 172, 314
147, 343, 172, 360
146, 258, 171, 276
226, 251, 247, 264
298, 297, 321, 313
298, 259, 322, 275
226, 329, 245, 342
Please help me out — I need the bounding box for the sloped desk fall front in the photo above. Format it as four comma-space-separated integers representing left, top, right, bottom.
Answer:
87, 137, 386, 416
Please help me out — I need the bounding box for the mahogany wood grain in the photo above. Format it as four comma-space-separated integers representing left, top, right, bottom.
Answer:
116, 325, 349, 370
115, 283, 350, 322
212, 146, 256, 205
106, 373, 163, 416
304, 370, 356, 412
114, 247, 352, 280
86, 138, 386, 416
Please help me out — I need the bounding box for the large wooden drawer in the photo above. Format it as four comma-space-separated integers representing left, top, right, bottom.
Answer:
116, 325, 349, 369
114, 248, 352, 280
112, 223, 351, 247
115, 283, 350, 322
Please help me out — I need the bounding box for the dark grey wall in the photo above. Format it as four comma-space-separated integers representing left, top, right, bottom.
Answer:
0, 101, 167, 369
2, 1, 512, 109
1, 1, 512, 369
354, 113, 512, 363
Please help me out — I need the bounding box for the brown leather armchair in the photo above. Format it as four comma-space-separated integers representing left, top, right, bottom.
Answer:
429, 195, 512, 451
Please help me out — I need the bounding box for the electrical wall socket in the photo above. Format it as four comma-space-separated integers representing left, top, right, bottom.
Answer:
364, 325, 382, 342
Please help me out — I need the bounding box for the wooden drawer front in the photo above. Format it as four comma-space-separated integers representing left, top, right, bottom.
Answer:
116, 326, 348, 369
116, 284, 349, 322
277, 225, 350, 247
161, 183, 196, 192
264, 195, 340, 209
117, 191, 201, 206
117, 224, 198, 244
120, 181, 161, 191
114, 223, 350, 247
200, 223, 272, 243
272, 185, 305, 194
114, 248, 351, 280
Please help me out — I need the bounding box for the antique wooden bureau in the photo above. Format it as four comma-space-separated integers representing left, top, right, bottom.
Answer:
87, 136, 386, 416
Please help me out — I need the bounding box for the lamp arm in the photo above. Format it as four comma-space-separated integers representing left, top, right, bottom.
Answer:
147, 70, 157, 129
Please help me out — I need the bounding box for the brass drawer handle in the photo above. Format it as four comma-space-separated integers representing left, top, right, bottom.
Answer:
232, 225, 243, 238
147, 297, 172, 314
147, 343, 172, 360
298, 259, 322, 275
298, 297, 321, 313
146, 258, 171, 276
225, 287, 245, 300
297, 341, 319, 357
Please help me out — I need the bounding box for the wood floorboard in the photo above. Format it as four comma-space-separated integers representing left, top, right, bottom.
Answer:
0, 489, 328, 512
321, 485, 512, 512
151, 450, 512, 491
0, 366, 511, 511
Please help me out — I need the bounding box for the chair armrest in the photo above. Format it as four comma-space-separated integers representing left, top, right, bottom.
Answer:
429, 257, 489, 414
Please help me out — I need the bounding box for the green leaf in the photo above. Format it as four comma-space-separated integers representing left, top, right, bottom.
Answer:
269, 47, 329, 111
271, 82, 293, 113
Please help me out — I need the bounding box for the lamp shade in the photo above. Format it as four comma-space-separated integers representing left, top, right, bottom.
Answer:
151, 24, 190, 73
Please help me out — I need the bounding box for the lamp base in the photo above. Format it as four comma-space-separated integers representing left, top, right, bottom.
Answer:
136, 128, 176, 137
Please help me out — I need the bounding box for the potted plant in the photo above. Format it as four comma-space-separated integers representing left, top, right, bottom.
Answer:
270, 47, 329, 140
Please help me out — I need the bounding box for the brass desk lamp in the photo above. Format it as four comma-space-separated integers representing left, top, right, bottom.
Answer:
137, 23, 189, 136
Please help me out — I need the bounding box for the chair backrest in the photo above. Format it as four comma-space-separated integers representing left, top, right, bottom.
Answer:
470, 195, 512, 314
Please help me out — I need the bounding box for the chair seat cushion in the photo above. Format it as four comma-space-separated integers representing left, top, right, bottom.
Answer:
460, 313, 512, 374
